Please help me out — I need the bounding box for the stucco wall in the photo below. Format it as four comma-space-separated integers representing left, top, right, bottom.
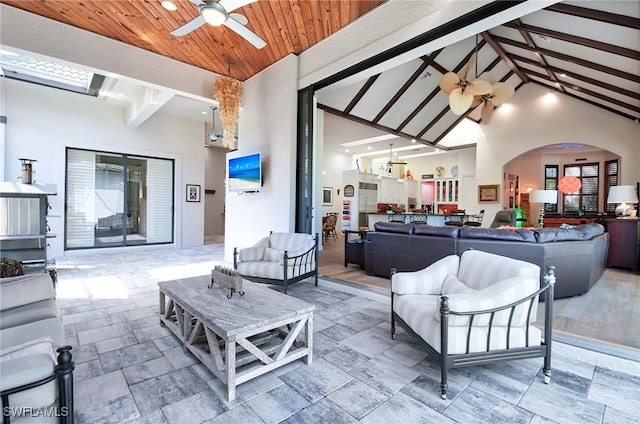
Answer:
223, 55, 299, 262
477, 83, 640, 222
3, 78, 206, 259
204, 147, 227, 236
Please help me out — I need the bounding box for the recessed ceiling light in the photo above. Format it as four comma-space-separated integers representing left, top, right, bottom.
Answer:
161, 1, 178, 12
367, 146, 371, 150
201, 111, 208, 115
345, 149, 350, 153
411, 139, 416, 143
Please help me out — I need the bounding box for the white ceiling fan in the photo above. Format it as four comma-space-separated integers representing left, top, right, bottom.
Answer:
170, 0, 267, 49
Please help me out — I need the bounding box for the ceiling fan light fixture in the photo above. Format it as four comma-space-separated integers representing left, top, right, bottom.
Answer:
200, 2, 228, 26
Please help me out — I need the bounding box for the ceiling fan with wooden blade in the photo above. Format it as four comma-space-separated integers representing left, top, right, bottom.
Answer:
170, 0, 267, 49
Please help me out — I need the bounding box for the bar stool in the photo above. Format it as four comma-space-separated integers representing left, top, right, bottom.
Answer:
464, 210, 485, 227
444, 210, 465, 227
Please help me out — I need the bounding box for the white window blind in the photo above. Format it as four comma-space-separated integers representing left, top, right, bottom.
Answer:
66, 149, 95, 248
146, 158, 173, 243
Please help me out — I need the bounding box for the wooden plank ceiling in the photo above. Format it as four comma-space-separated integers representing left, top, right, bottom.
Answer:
2, 0, 386, 81
2, 1, 639, 151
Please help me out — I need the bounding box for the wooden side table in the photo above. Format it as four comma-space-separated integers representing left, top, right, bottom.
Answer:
606, 218, 639, 271
344, 230, 367, 267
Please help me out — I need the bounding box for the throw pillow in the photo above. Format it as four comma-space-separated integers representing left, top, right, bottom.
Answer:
263, 247, 282, 262
441, 273, 476, 294
0, 258, 25, 278
392, 255, 460, 295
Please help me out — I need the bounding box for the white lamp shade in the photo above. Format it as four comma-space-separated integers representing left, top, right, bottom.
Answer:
201, 3, 228, 26
607, 185, 638, 204
530, 190, 558, 204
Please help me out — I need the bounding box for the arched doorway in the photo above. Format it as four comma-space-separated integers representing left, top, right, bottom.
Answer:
502, 143, 621, 227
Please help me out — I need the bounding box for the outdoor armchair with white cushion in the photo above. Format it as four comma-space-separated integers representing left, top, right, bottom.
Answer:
233, 232, 318, 294
391, 249, 555, 399
1, 337, 74, 423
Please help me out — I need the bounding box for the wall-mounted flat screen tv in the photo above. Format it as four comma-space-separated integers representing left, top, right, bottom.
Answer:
228, 153, 262, 192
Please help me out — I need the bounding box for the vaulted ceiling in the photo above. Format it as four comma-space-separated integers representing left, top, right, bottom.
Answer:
1, 1, 638, 157
1, 0, 385, 82
317, 1, 640, 154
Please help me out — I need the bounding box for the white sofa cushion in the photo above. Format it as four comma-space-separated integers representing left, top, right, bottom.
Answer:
263, 247, 282, 262
392, 255, 460, 295
0, 274, 55, 311
394, 295, 541, 355
437, 276, 540, 327
238, 237, 269, 262
238, 233, 315, 267
457, 249, 539, 290
0, 337, 58, 415
0, 299, 60, 330
269, 232, 314, 252
441, 273, 475, 295
0, 318, 65, 350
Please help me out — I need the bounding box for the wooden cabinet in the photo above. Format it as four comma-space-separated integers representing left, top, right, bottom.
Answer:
379, 176, 415, 205
543, 216, 598, 228
606, 218, 639, 271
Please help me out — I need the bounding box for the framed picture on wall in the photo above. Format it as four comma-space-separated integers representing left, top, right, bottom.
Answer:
478, 184, 500, 203
186, 184, 201, 202
322, 187, 333, 206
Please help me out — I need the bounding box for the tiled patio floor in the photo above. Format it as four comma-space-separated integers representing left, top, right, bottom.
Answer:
56, 243, 640, 423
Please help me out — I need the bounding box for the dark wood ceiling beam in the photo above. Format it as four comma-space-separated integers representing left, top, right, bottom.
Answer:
511, 20, 562, 93
395, 41, 486, 133
491, 35, 640, 84
481, 31, 529, 82
530, 81, 638, 121
527, 71, 640, 114
395, 88, 441, 133
510, 54, 639, 100
372, 58, 429, 125
372, 49, 444, 125
343, 74, 380, 114
545, 3, 640, 30
317, 103, 433, 143
422, 56, 449, 75
503, 21, 640, 60
430, 75, 522, 143
453, 39, 487, 74
416, 108, 450, 141
419, 56, 502, 140
433, 111, 475, 145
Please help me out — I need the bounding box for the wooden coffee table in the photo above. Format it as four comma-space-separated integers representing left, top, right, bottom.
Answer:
158, 275, 315, 401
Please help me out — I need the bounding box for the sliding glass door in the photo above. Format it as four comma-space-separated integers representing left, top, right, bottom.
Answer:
66, 148, 174, 249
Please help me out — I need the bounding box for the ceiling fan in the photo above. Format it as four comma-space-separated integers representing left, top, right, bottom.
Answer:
170, 0, 267, 49
385, 143, 407, 174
